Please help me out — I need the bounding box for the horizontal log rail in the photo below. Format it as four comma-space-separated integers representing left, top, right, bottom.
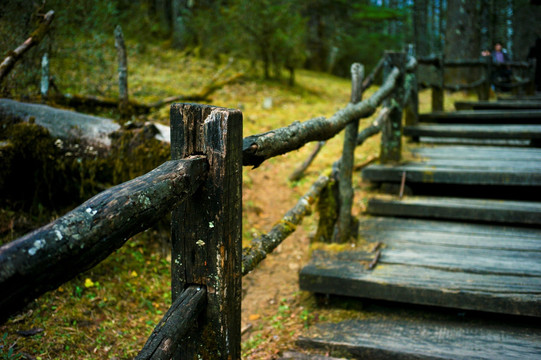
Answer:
443, 77, 487, 92
136, 286, 207, 360
242, 66, 401, 167
418, 56, 531, 69
0, 156, 208, 321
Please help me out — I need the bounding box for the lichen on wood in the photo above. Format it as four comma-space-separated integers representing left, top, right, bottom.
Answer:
0, 156, 208, 322
242, 67, 401, 167
242, 175, 330, 275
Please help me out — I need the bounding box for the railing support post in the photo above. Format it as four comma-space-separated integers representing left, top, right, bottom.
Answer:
432, 54, 444, 111
381, 52, 406, 164
405, 46, 419, 126
170, 103, 243, 359
334, 63, 364, 243
480, 56, 492, 101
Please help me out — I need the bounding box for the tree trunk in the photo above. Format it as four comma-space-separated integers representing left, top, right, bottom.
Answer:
114, 25, 129, 119
444, 0, 480, 84
414, 0, 429, 57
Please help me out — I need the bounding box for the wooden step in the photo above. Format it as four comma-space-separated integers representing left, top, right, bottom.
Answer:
366, 196, 541, 225
419, 110, 541, 124
455, 101, 541, 111
299, 217, 541, 317
298, 317, 541, 359
404, 124, 541, 140
362, 146, 541, 186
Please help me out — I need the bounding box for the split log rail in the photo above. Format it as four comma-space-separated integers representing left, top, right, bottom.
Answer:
418, 55, 536, 111
0, 49, 418, 359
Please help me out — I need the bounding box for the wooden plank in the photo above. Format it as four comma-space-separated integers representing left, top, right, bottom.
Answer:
300, 217, 541, 316
362, 163, 541, 186
411, 146, 541, 160
455, 101, 541, 111
358, 217, 541, 239
298, 318, 541, 360
366, 196, 541, 225
171, 104, 243, 359
404, 124, 541, 139
419, 110, 541, 124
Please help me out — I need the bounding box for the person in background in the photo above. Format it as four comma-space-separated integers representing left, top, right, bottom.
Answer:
527, 37, 541, 92
488, 42, 512, 91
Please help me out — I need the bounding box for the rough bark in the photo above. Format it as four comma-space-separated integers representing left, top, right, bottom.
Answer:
242, 175, 330, 275
334, 63, 364, 243
114, 25, 129, 118
0, 10, 54, 84
136, 286, 207, 360
242, 67, 401, 168
0, 156, 208, 322
171, 104, 243, 359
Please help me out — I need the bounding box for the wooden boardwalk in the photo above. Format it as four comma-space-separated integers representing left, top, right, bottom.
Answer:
299, 97, 541, 359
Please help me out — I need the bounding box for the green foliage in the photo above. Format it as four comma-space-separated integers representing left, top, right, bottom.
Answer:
191, 0, 307, 80
0, 333, 22, 360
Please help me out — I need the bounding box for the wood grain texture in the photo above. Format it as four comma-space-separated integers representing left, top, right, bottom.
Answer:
0, 157, 207, 322
170, 103, 242, 359
136, 286, 207, 360
363, 145, 541, 186
366, 196, 541, 225
298, 318, 541, 360
299, 217, 541, 316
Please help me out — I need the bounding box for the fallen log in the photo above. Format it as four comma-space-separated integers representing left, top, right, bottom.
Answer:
0, 156, 208, 322
0, 10, 55, 84
0, 98, 120, 147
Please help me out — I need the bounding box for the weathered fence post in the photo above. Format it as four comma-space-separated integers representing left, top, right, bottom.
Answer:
334, 63, 364, 243
405, 46, 418, 126
480, 56, 492, 101
381, 52, 405, 164
432, 54, 444, 111
170, 103, 243, 359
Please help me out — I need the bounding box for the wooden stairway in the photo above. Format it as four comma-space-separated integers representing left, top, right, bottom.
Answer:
298, 97, 541, 359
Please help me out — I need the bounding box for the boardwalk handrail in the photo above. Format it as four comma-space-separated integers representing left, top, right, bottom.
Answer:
417, 54, 536, 110
1, 49, 418, 359
0, 156, 207, 321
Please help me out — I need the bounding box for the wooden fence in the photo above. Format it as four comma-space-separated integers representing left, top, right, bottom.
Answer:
0, 50, 418, 359
418, 55, 536, 111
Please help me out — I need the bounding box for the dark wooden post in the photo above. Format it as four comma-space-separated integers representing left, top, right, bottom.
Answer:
334, 63, 364, 243
527, 59, 536, 96
480, 56, 492, 101
114, 25, 129, 119
381, 52, 405, 164
170, 103, 243, 359
432, 54, 444, 111
405, 46, 419, 126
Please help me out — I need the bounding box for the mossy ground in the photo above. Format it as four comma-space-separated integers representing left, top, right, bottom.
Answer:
0, 35, 476, 359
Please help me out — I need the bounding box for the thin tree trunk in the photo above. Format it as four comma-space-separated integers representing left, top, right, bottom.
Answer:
114, 25, 129, 119
0, 10, 55, 84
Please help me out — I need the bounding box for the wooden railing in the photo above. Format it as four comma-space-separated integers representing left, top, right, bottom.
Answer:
418, 55, 536, 111
0, 49, 418, 359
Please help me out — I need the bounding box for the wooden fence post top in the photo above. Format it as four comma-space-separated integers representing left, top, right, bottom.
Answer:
170, 103, 243, 359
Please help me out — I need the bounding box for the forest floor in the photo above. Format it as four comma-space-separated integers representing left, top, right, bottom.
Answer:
0, 41, 474, 359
